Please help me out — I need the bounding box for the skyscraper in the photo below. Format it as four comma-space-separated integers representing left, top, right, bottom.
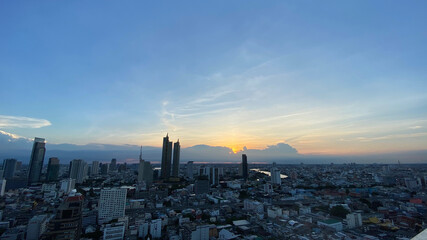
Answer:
172, 140, 180, 177
28, 137, 46, 184
271, 167, 281, 185
143, 161, 153, 185
100, 163, 109, 175
138, 146, 145, 183
160, 134, 172, 179
138, 147, 153, 184
69, 159, 88, 184
98, 188, 127, 224
2, 158, 17, 180
110, 158, 117, 172
46, 157, 60, 182
241, 154, 248, 180
91, 161, 100, 176
186, 161, 194, 179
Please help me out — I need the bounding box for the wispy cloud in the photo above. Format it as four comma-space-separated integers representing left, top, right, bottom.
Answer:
0, 115, 51, 129
0, 130, 32, 141
356, 132, 427, 142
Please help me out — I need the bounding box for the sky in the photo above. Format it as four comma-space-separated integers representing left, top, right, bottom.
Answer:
1, 1, 427, 160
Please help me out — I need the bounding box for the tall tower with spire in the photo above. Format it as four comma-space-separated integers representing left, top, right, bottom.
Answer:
160, 134, 172, 179
139, 146, 143, 161
172, 139, 180, 177
138, 146, 145, 183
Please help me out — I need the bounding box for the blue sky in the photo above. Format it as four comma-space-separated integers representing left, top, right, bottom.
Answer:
1, 1, 427, 156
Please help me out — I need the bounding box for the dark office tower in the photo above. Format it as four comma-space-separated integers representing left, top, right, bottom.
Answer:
195, 176, 210, 195
42, 194, 84, 240
46, 157, 60, 182
100, 163, 109, 175
160, 134, 172, 179
242, 154, 248, 180
15, 161, 22, 171
186, 161, 194, 179
28, 137, 46, 184
2, 159, 17, 180
172, 140, 180, 177
110, 158, 117, 172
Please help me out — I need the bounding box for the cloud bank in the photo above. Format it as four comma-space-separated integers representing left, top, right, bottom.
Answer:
0, 115, 51, 128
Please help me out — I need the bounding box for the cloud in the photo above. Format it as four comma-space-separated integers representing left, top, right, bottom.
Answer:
182, 142, 300, 162
0, 115, 51, 128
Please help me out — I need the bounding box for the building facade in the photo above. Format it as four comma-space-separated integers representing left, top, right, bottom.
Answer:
98, 188, 127, 224
28, 137, 46, 184
160, 134, 172, 179
46, 157, 60, 182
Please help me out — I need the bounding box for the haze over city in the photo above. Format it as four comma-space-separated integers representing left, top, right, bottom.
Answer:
1, 1, 427, 163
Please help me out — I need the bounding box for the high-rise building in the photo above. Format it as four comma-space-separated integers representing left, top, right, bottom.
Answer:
16, 161, 22, 171
138, 147, 145, 183
110, 159, 117, 172
241, 154, 248, 180
46, 157, 60, 182
69, 159, 88, 184
271, 167, 281, 185
98, 188, 127, 224
60, 178, 75, 194
160, 134, 172, 179
195, 176, 210, 195
209, 167, 219, 186
172, 140, 180, 177
138, 159, 145, 183
28, 137, 46, 184
2, 158, 17, 180
143, 161, 153, 185
100, 163, 109, 175
0, 179, 6, 196
91, 161, 100, 176
137, 148, 153, 184
42, 194, 84, 240
186, 161, 194, 179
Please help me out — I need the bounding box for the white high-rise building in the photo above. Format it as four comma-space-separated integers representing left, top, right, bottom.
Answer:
150, 219, 162, 238
60, 178, 75, 194
98, 188, 127, 224
346, 212, 362, 229
91, 161, 100, 176
69, 159, 88, 184
271, 167, 281, 185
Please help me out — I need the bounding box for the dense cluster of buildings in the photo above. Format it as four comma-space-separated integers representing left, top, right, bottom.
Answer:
0, 135, 426, 239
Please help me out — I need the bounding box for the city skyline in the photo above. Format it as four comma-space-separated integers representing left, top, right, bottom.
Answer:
1, 1, 427, 160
